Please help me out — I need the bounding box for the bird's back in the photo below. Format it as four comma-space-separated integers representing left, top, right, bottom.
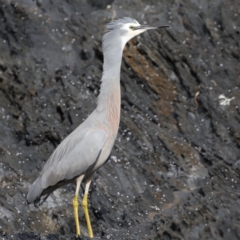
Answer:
27, 111, 110, 205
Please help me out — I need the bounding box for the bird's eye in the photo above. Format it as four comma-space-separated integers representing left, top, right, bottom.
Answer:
129, 26, 135, 30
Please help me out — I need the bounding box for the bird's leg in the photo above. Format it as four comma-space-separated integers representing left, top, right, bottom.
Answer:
72, 195, 80, 236
73, 175, 84, 236
82, 179, 93, 238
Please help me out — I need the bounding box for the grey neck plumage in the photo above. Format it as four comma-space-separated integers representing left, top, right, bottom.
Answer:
97, 31, 125, 111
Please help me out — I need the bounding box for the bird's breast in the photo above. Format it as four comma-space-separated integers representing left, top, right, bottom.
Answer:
90, 79, 121, 173
107, 86, 121, 137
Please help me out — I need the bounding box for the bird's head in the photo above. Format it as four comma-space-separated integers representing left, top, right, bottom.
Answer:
103, 17, 169, 49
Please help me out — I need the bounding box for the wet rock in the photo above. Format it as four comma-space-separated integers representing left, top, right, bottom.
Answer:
0, 0, 240, 239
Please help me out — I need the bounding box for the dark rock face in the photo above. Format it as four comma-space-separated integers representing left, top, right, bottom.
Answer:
0, 0, 240, 239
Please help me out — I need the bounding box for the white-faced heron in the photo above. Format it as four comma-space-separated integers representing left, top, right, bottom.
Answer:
27, 17, 169, 238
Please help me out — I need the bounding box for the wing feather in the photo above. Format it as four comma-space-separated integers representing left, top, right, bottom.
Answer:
27, 129, 107, 203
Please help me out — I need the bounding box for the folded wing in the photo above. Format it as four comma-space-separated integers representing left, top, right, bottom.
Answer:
27, 129, 107, 204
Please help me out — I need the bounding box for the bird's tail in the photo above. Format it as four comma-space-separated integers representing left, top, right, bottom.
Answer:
27, 177, 49, 207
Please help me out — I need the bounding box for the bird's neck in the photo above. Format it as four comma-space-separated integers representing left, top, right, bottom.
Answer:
97, 38, 124, 131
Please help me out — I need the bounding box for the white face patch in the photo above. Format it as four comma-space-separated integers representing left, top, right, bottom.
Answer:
119, 22, 147, 49
103, 18, 155, 50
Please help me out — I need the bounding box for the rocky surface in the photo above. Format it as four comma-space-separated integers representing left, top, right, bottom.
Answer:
0, 0, 240, 239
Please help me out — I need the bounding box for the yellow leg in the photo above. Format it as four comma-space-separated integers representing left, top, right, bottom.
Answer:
82, 179, 93, 238
73, 195, 80, 236
73, 175, 84, 236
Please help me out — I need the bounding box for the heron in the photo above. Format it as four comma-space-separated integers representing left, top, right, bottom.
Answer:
27, 17, 169, 238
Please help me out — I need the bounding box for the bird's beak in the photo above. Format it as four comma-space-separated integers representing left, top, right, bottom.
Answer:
135, 25, 170, 31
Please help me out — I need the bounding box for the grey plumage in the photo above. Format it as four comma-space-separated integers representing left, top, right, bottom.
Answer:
27, 17, 169, 237
27, 125, 106, 205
